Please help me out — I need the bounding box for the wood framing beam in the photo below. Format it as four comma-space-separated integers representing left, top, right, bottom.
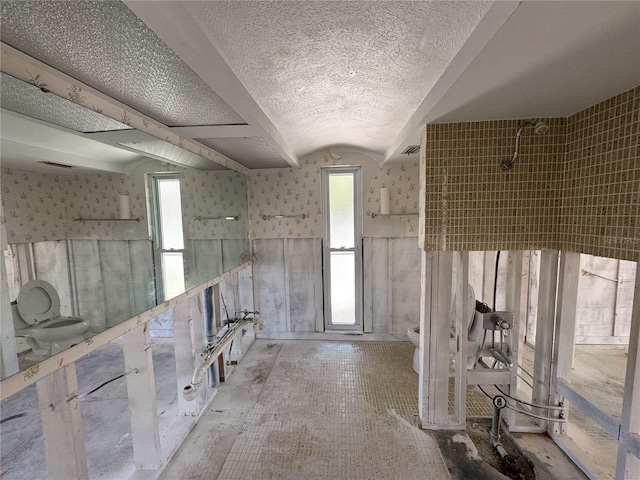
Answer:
533, 250, 559, 429
0, 42, 247, 174
123, 324, 162, 470
466, 369, 511, 386
36, 363, 88, 480
550, 251, 580, 435
452, 251, 469, 425
616, 259, 640, 479
419, 251, 454, 428
505, 251, 523, 429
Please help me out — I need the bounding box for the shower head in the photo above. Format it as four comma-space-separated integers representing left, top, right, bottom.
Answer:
500, 120, 548, 170
534, 121, 549, 135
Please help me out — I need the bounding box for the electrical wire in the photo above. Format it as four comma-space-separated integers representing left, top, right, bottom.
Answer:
0, 405, 53, 424
494, 385, 564, 411
74, 368, 138, 401
476, 385, 565, 422
1, 369, 139, 425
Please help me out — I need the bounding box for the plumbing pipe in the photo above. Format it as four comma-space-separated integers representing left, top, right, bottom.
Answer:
490, 402, 518, 470
183, 318, 253, 401
490, 348, 513, 368
202, 287, 219, 388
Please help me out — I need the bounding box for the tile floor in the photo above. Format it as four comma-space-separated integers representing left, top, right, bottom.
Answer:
162, 340, 451, 480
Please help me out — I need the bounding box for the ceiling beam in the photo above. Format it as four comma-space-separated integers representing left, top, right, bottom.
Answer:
168, 125, 259, 139
125, 1, 300, 168
384, 0, 522, 163
1, 42, 247, 174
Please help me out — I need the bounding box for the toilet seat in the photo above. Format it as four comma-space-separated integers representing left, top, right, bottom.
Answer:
17, 280, 61, 324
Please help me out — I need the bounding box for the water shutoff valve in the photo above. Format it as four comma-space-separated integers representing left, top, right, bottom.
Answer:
481, 311, 513, 330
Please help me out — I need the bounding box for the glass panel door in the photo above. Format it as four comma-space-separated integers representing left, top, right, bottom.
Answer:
323, 168, 362, 331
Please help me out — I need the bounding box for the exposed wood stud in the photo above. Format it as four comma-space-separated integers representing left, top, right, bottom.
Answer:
533, 250, 559, 429
123, 324, 162, 470
36, 363, 88, 480
615, 259, 640, 479
505, 251, 523, 429
550, 251, 580, 435
420, 251, 454, 427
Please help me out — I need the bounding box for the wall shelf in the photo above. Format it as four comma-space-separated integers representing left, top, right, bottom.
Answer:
195, 216, 239, 221
73, 217, 141, 222
370, 213, 418, 218
261, 214, 306, 220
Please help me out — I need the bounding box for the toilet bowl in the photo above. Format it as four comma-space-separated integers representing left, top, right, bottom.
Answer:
13, 279, 89, 362
407, 285, 476, 375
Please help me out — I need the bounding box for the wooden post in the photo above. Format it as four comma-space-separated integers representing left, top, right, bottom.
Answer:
123, 324, 162, 470
504, 251, 523, 429
0, 210, 19, 378
452, 251, 469, 426
616, 260, 640, 479
550, 251, 580, 435
419, 251, 454, 427
533, 250, 559, 429
36, 363, 88, 480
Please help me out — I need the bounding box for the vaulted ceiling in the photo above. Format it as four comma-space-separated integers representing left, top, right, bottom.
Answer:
1, 1, 639, 172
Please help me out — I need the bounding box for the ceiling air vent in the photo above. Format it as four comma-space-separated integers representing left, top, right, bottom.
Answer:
38, 161, 73, 169
402, 145, 420, 155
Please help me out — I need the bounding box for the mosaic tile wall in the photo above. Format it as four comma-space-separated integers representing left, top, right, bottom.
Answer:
422, 118, 567, 252
423, 86, 639, 261
562, 86, 640, 261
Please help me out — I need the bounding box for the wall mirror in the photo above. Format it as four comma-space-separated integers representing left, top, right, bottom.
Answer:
0, 73, 249, 379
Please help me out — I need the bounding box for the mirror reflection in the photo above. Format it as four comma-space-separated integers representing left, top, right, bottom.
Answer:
1, 74, 249, 378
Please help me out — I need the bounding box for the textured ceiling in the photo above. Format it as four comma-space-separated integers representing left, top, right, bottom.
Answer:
183, 1, 492, 159
0, 1, 245, 127
1, 73, 131, 133
196, 137, 289, 169
2, 1, 638, 171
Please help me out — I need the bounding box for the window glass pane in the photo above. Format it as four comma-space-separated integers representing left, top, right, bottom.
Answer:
162, 252, 185, 300
328, 173, 354, 248
157, 178, 184, 249
330, 251, 355, 325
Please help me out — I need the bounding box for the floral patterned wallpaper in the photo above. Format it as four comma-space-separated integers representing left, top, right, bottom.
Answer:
248, 149, 419, 239
181, 169, 248, 240
2, 168, 72, 243
1, 163, 248, 244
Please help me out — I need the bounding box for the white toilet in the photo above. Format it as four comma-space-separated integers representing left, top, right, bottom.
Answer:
407, 285, 476, 375
12, 279, 89, 362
